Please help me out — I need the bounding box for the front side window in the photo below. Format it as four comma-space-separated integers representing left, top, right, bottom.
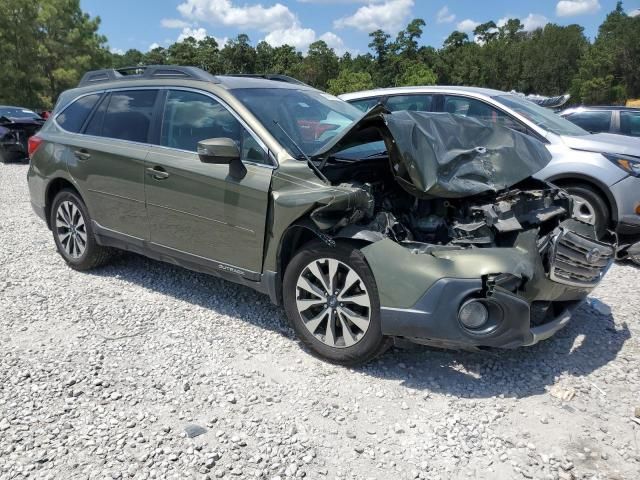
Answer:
443, 95, 524, 132
56, 94, 102, 133
160, 90, 267, 164
565, 111, 611, 134
494, 94, 589, 137
620, 111, 640, 137
99, 90, 157, 143
386, 94, 434, 112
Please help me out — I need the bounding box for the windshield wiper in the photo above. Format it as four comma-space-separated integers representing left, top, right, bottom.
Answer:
364, 150, 387, 158
273, 121, 328, 183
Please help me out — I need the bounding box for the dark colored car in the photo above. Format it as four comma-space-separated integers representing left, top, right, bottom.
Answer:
27, 66, 617, 365
560, 106, 640, 137
0, 106, 45, 163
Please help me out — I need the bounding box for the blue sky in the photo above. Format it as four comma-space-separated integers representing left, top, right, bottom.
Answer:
81, 0, 640, 55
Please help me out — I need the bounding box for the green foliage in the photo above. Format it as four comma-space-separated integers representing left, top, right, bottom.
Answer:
571, 2, 640, 103
2, 1, 639, 108
397, 63, 437, 86
327, 70, 374, 96
0, 0, 108, 108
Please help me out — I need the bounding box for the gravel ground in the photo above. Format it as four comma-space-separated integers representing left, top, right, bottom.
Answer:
1, 162, 639, 480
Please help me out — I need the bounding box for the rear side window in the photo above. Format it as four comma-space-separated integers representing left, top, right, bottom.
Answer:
620, 111, 640, 136
385, 94, 434, 112
565, 111, 611, 134
56, 94, 101, 133
100, 90, 158, 143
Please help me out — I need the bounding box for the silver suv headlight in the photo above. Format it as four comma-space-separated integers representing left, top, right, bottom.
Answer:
602, 152, 640, 177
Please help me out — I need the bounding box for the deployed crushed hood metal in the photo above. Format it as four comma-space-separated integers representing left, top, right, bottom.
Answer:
314, 108, 552, 199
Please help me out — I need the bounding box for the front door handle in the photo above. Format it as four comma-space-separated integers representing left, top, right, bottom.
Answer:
73, 149, 91, 161
146, 166, 170, 180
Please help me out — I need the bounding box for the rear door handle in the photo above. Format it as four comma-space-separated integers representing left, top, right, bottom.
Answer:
146, 166, 170, 180
73, 149, 91, 161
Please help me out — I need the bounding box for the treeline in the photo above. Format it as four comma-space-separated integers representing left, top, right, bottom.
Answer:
1, 0, 639, 109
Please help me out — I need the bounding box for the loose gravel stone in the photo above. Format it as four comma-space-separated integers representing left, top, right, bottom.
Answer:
1, 163, 639, 479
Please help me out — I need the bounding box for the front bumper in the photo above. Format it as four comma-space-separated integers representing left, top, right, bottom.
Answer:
610, 175, 640, 238
380, 278, 581, 349
361, 223, 613, 350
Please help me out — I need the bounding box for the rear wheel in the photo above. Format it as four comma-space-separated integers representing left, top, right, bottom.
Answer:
283, 240, 391, 365
563, 184, 610, 238
0, 148, 8, 164
50, 189, 114, 270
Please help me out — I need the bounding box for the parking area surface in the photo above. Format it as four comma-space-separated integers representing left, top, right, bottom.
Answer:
1, 162, 639, 480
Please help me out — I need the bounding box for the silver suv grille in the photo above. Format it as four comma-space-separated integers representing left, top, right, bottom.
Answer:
549, 229, 614, 287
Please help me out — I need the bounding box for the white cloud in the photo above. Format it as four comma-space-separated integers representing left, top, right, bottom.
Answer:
263, 27, 349, 53
177, 26, 208, 42
161, 18, 191, 28
628, 8, 640, 17
521, 13, 548, 31
456, 18, 480, 32
436, 6, 455, 24
334, 0, 414, 33
110, 47, 125, 55
264, 25, 317, 49
556, 0, 600, 17
319, 31, 351, 55
177, 0, 296, 32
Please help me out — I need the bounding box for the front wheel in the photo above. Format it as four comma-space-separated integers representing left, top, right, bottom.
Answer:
283, 240, 391, 365
564, 184, 610, 238
50, 189, 114, 270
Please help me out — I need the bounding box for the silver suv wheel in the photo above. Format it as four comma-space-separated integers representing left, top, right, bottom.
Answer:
295, 258, 371, 348
55, 200, 87, 258
571, 194, 596, 225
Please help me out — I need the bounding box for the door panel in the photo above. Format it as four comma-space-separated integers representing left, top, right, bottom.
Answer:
145, 148, 272, 272
66, 136, 149, 239
65, 89, 158, 239
145, 89, 272, 273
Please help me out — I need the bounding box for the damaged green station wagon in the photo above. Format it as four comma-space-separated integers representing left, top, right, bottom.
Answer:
27, 66, 616, 365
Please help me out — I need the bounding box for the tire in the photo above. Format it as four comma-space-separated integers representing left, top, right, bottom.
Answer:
564, 184, 610, 238
50, 189, 114, 270
283, 240, 392, 365
0, 148, 8, 164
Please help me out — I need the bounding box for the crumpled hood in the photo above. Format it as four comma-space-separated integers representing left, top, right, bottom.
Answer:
314, 108, 553, 199
561, 132, 640, 157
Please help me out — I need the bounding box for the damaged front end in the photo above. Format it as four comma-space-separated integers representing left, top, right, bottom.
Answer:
296, 109, 616, 349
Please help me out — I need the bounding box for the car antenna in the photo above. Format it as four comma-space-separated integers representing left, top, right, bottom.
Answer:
273, 120, 329, 183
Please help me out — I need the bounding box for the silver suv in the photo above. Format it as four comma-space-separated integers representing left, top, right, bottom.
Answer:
341, 87, 640, 247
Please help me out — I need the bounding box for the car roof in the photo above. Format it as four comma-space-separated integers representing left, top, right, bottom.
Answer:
216, 75, 313, 90
0, 105, 36, 110
77, 65, 311, 91
340, 85, 507, 101
560, 105, 640, 114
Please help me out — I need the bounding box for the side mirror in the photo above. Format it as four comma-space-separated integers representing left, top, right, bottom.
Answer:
197, 137, 246, 179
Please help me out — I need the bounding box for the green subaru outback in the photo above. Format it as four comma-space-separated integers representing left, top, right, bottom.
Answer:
27, 66, 616, 365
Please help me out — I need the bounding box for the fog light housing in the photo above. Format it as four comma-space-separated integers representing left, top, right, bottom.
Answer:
458, 299, 489, 329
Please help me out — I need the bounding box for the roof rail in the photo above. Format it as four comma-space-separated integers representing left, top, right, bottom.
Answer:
77, 65, 218, 87
224, 74, 309, 86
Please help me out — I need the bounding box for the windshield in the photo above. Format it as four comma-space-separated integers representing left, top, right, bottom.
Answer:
494, 95, 589, 137
0, 107, 41, 120
232, 88, 361, 157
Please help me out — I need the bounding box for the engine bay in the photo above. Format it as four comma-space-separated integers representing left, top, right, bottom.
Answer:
321, 153, 573, 251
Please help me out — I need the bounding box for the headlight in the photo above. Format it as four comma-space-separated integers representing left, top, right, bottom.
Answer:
602, 153, 640, 177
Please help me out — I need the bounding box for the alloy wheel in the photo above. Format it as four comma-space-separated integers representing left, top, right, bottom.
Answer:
295, 258, 371, 348
55, 200, 87, 258
571, 194, 596, 225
